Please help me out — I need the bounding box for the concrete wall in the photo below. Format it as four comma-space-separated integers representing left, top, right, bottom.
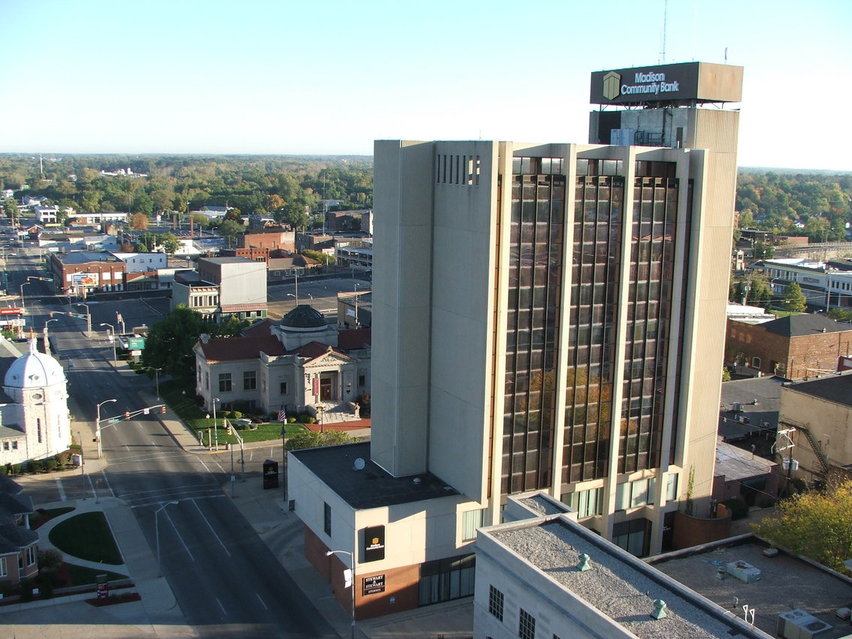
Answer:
780, 384, 852, 479
371, 141, 436, 478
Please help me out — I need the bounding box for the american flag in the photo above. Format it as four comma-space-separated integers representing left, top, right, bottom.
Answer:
278, 407, 286, 422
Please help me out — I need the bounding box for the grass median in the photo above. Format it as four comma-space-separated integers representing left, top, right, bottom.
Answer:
48, 512, 123, 565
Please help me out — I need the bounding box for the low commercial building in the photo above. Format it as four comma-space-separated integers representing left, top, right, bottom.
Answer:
725, 314, 852, 379
172, 256, 267, 321
47, 251, 126, 295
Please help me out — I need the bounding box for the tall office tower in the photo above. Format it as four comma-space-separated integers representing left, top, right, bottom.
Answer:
372, 62, 742, 555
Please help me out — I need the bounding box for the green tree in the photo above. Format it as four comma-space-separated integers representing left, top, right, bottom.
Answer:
752, 481, 852, 573
217, 219, 243, 246
157, 232, 180, 254
782, 282, 807, 312
827, 308, 852, 323
302, 249, 335, 266
752, 241, 775, 259
3, 198, 19, 225
141, 307, 215, 384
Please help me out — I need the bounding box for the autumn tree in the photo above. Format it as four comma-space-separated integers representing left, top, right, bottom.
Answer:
751, 481, 852, 573
129, 212, 149, 230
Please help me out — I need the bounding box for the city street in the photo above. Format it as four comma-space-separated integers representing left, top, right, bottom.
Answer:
4, 252, 337, 638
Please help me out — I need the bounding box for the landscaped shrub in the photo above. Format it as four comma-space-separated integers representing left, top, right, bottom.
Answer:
222, 410, 232, 418
232, 411, 243, 419
55, 451, 71, 467
29, 460, 43, 473
43, 459, 58, 472
19, 578, 33, 601
287, 417, 296, 423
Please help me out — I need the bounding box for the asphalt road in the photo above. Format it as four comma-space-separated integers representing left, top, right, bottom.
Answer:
11, 256, 337, 637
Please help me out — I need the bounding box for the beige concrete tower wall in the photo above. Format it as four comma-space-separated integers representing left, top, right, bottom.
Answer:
677, 109, 740, 516
372, 140, 435, 477
427, 141, 500, 503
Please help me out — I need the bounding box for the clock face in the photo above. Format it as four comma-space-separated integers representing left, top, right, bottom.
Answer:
32, 393, 42, 399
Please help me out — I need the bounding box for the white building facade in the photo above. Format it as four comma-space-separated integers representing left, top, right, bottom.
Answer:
0, 340, 72, 466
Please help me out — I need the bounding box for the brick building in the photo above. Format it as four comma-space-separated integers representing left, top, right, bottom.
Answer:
726, 314, 852, 379
238, 227, 295, 253
47, 251, 126, 295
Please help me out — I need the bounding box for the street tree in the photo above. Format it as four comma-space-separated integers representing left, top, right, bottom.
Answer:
141, 306, 215, 385
782, 282, 807, 312
751, 481, 852, 573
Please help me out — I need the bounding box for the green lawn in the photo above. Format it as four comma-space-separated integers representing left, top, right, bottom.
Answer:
160, 380, 316, 443
48, 512, 123, 565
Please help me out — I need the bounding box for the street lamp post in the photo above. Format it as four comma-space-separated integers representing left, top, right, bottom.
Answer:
43, 317, 59, 355
154, 500, 179, 570
75, 302, 92, 335
100, 323, 116, 363
206, 398, 220, 451
151, 367, 162, 399
95, 398, 118, 458
326, 549, 356, 639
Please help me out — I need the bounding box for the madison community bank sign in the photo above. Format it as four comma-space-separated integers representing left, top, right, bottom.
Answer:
590, 61, 742, 106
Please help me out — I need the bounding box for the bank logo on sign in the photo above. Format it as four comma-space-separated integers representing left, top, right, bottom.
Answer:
603, 71, 621, 100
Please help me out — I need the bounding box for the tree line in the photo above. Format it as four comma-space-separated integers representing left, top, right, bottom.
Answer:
0, 154, 372, 231
736, 171, 852, 242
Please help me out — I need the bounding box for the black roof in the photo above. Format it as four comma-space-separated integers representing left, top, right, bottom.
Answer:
292, 442, 458, 509
763, 314, 852, 337
281, 304, 327, 329
785, 373, 852, 408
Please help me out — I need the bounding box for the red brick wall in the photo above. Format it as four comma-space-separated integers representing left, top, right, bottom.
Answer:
726, 320, 852, 378
672, 511, 732, 549
302, 525, 421, 620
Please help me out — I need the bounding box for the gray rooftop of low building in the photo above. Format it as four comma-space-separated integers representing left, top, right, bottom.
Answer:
763, 314, 852, 337
650, 536, 852, 639
715, 440, 777, 482
783, 372, 852, 408
489, 518, 768, 638
718, 377, 784, 441
291, 442, 458, 509
52, 251, 121, 264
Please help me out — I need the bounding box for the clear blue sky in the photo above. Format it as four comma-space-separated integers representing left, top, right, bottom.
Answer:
2, 0, 850, 170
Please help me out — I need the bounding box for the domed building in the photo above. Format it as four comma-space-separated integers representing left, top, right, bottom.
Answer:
193, 304, 371, 418
0, 338, 71, 466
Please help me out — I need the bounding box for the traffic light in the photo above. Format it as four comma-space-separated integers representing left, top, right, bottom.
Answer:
124, 411, 131, 420
225, 423, 232, 435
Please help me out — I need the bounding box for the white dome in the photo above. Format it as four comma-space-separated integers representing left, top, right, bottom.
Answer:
4, 339, 65, 389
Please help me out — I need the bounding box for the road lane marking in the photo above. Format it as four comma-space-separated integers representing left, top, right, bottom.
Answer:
86, 474, 97, 499
191, 499, 231, 557
100, 470, 116, 497
215, 596, 226, 615
256, 593, 268, 610
163, 508, 195, 562
55, 478, 66, 501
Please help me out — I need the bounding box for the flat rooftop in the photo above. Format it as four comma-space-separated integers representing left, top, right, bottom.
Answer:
489, 518, 768, 638
291, 442, 458, 509
650, 537, 852, 638
719, 377, 783, 442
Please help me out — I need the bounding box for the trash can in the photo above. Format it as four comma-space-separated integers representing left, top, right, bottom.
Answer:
263, 459, 279, 489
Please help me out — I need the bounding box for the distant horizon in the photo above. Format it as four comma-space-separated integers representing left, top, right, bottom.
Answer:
0, 151, 850, 177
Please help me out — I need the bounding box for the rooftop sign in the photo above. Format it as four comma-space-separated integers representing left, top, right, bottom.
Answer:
590, 62, 743, 106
